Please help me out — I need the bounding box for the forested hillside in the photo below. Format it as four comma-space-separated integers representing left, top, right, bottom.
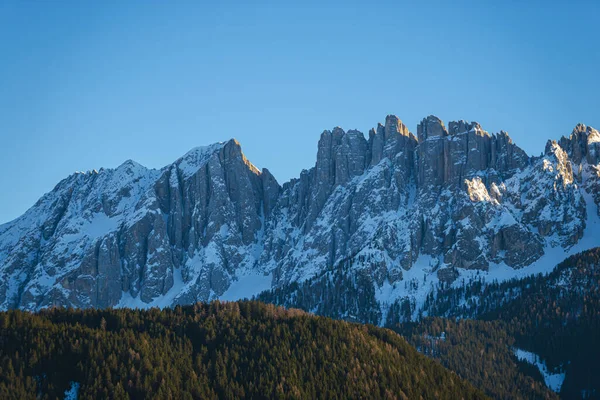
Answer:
395, 247, 600, 399
0, 301, 485, 400
400, 318, 557, 400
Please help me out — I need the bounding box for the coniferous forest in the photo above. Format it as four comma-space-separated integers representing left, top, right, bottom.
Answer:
395, 247, 600, 400
0, 301, 485, 400
259, 248, 600, 399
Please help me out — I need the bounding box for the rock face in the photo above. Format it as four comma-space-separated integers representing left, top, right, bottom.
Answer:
558, 124, 600, 215
0, 140, 278, 309
0, 115, 598, 312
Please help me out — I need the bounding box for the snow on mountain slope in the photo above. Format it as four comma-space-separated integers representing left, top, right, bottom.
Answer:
1, 115, 599, 316
514, 348, 566, 393
0, 140, 280, 310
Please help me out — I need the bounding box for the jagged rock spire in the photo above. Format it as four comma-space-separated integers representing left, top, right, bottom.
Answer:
0, 115, 597, 311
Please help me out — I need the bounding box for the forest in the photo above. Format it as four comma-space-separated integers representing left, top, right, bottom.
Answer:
0, 301, 485, 399
395, 247, 600, 399
259, 247, 600, 399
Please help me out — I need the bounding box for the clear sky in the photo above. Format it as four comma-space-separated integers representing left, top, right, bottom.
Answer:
1, 1, 598, 224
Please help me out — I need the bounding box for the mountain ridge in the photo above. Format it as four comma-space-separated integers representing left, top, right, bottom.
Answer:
1, 114, 599, 315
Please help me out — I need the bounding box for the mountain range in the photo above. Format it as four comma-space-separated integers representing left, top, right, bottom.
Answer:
1, 114, 599, 319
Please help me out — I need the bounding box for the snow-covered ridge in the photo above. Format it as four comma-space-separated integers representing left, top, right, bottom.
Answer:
176, 142, 228, 178
0, 115, 599, 314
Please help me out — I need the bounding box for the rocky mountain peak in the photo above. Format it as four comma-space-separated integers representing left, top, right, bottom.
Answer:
175, 141, 227, 178
368, 115, 416, 167
558, 124, 600, 165
383, 114, 410, 139
448, 120, 485, 136
544, 140, 574, 183
118, 159, 144, 170
417, 115, 447, 142
1, 114, 599, 312
222, 138, 262, 176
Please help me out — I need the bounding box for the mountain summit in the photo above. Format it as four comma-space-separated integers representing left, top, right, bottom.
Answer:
1, 115, 599, 315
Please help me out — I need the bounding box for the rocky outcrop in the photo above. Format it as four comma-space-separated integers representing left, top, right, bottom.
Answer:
559, 123, 600, 165
0, 115, 598, 311
557, 124, 600, 215
0, 139, 281, 309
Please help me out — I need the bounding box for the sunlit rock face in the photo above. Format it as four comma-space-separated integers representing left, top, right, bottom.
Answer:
558, 124, 600, 215
0, 115, 598, 311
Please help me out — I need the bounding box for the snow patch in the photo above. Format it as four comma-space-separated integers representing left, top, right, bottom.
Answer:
115, 266, 186, 309
63, 381, 80, 400
220, 273, 273, 301
514, 348, 565, 393
80, 213, 120, 239
588, 129, 600, 145
177, 143, 226, 178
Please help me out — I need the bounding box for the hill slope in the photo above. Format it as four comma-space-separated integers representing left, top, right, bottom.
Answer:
0, 301, 485, 399
396, 247, 600, 399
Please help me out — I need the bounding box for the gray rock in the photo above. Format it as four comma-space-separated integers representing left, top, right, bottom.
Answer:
0, 116, 597, 312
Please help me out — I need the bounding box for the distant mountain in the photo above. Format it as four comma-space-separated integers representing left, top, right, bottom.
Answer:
1, 114, 599, 319
0, 301, 485, 399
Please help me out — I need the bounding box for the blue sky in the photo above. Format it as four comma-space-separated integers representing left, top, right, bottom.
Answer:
1, 0, 598, 224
